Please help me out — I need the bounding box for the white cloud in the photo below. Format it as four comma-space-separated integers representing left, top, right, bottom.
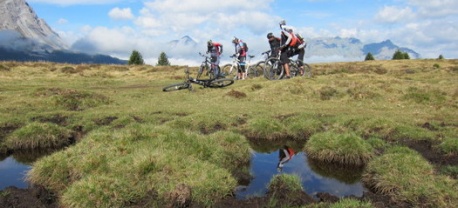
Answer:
28, 0, 122, 6
62, 0, 457, 64
407, 0, 458, 17
57, 18, 68, 24
375, 6, 415, 23
109, 7, 134, 20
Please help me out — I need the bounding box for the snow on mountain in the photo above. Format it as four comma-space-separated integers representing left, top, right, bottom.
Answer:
168, 35, 198, 48
0, 0, 68, 51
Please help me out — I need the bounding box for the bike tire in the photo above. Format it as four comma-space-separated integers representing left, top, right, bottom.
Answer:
162, 83, 190, 92
295, 60, 312, 78
222, 64, 235, 79
197, 64, 209, 79
247, 64, 263, 78
207, 78, 234, 88
265, 58, 283, 80
289, 61, 301, 78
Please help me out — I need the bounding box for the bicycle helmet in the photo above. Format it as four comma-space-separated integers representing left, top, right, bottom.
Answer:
232, 37, 239, 44
267, 32, 273, 39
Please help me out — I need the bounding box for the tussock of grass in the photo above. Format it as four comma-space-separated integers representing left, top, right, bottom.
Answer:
245, 117, 286, 140
5, 122, 73, 150
363, 146, 458, 207
28, 125, 250, 207
304, 132, 374, 166
437, 137, 458, 154
267, 174, 307, 207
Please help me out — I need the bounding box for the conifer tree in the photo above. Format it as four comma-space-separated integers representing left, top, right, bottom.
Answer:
128, 50, 144, 65
157, 52, 171, 66
364, 52, 375, 61
392, 50, 405, 60
403, 52, 410, 59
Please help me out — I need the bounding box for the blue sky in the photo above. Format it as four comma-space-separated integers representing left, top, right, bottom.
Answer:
27, 0, 458, 64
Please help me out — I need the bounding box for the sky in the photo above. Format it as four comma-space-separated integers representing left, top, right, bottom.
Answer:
26, 0, 458, 65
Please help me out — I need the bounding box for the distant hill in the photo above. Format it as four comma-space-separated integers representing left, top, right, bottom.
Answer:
305, 37, 420, 61
0, 46, 126, 64
0, 0, 126, 64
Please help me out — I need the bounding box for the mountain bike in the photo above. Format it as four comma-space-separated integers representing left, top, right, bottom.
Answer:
264, 56, 312, 80
196, 52, 221, 79
255, 50, 275, 79
221, 54, 263, 80
163, 68, 234, 92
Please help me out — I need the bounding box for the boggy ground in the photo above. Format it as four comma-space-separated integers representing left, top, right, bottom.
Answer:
2, 139, 456, 208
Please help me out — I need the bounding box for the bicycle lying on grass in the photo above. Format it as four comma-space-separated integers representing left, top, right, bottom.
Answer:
163, 68, 234, 92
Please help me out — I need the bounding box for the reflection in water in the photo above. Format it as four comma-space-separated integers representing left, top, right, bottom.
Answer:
277, 146, 296, 172
235, 147, 366, 200
0, 149, 56, 190
0, 156, 31, 190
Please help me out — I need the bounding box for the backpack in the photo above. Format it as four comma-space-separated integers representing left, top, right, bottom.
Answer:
242, 42, 248, 52
288, 32, 298, 47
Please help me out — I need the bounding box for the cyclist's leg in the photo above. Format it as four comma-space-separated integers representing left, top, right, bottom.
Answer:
239, 56, 247, 79
296, 49, 305, 75
281, 49, 291, 78
211, 54, 219, 78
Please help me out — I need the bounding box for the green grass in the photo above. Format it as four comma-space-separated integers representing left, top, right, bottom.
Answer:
363, 146, 458, 207
0, 59, 457, 207
304, 131, 374, 166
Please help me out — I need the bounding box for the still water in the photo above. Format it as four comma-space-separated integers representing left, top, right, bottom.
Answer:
235, 149, 366, 199
0, 156, 31, 190
1, 147, 366, 200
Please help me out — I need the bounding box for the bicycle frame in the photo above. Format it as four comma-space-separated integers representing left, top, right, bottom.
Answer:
197, 52, 219, 79
163, 68, 234, 92
222, 55, 255, 80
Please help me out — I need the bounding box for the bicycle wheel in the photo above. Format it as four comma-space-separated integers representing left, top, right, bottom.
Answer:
222, 64, 236, 79
197, 64, 209, 79
247, 64, 264, 78
162, 82, 190, 92
295, 60, 312, 78
289, 61, 301, 78
265, 58, 283, 80
207, 78, 234, 88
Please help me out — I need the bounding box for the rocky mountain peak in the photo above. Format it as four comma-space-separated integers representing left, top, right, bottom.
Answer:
0, 0, 68, 51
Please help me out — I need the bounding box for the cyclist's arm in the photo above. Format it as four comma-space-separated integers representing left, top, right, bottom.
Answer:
280, 30, 292, 48
297, 41, 306, 49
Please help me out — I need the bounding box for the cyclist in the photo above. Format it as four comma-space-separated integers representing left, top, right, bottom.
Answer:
290, 34, 307, 75
206, 40, 223, 78
232, 37, 247, 80
267, 32, 281, 59
278, 20, 298, 79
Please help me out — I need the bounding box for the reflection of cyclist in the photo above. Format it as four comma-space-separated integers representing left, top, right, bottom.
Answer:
232, 37, 247, 80
277, 145, 296, 171
207, 40, 223, 78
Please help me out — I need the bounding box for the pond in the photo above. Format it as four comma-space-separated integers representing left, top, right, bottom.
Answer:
0, 156, 31, 190
235, 144, 367, 200
1, 146, 367, 200
0, 150, 55, 190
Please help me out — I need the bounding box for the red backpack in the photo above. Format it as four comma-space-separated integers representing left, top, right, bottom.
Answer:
289, 32, 298, 47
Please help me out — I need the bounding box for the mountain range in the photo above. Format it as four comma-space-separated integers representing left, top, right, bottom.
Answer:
0, 0, 126, 64
168, 36, 420, 62
1, 0, 420, 64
